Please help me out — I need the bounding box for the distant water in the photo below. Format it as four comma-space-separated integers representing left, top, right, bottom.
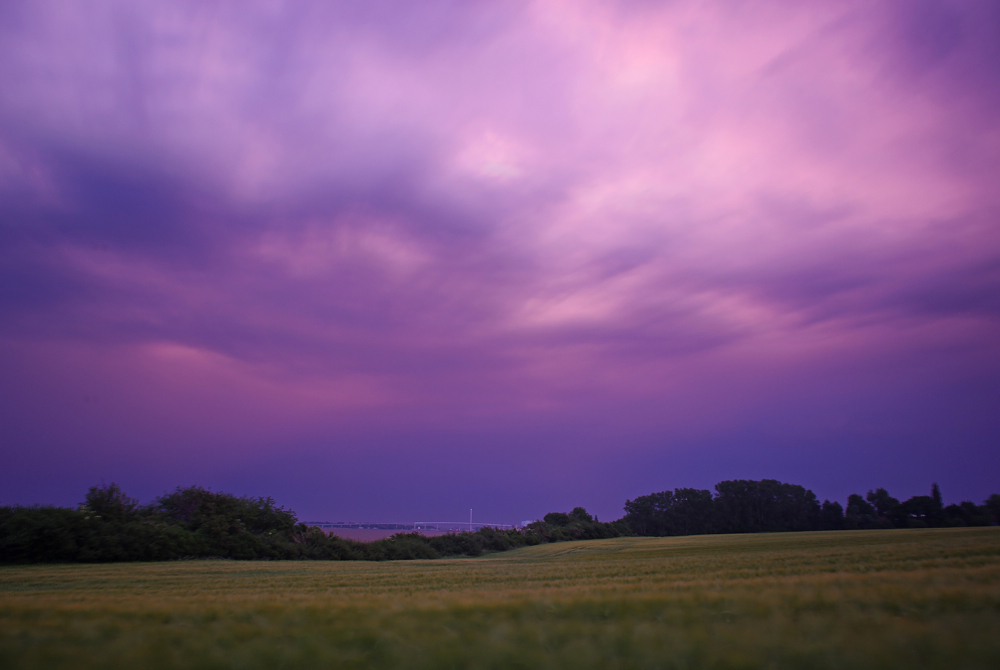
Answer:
328, 528, 453, 543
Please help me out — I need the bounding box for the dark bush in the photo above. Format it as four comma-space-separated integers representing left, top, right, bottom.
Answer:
4, 480, 997, 564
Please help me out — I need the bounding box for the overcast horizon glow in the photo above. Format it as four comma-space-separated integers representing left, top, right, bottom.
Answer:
1, 1, 998, 523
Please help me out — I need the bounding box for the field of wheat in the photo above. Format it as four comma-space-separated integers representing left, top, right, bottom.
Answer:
2, 527, 998, 669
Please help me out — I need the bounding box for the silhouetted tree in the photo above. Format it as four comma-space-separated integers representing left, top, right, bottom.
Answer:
82, 483, 139, 523
623, 490, 675, 536
671, 488, 715, 535
818, 500, 844, 530
900, 497, 936, 526
623, 488, 715, 536
713, 479, 820, 533
899, 484, 946, 527
865, 488, 903, 526
984, 494, 1000, 525
845, 494, 877, 529
543, 512, 571, 527
865, 488, 898, 518
942, 501, 991, 527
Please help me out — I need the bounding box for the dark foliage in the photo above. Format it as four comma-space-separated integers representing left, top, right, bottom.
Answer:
83, 483, 139, 523
624, 480, 820, 536
942, 502, 992, 527
3, 480, 997, 564
866, 488, 901, 521
526, 512, 629, 544
622, 488, 715, 536
845, 493, 879, 529
818, 500, 845, 531
625, 481, 997, 537
985, 494, 1000, 524
713, 479, 820, 533
0, 484, 625, 564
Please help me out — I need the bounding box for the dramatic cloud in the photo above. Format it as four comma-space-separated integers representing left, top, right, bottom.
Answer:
2, 0, 998, 521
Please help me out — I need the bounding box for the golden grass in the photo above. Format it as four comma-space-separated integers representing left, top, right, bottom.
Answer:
2, 528, 999, 669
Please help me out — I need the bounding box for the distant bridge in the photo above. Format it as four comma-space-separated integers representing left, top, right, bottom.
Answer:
304, 521, 519, 531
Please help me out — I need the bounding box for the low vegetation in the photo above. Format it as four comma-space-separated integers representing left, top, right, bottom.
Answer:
1, 480, 997, 563
1, 528, 998, 669
0, 484, 628, 563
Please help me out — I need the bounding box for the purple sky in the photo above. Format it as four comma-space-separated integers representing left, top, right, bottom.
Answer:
1, 1, 998, 524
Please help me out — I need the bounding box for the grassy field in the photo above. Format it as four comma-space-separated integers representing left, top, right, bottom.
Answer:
1, 528, 998, 669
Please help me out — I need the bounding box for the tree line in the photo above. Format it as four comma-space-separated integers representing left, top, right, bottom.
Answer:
1, 480, 997, 563
622, 480, 1000, 536
0, 484, 629, 563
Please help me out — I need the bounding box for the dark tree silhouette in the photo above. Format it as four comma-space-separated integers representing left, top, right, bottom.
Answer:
819, 500, 845, 530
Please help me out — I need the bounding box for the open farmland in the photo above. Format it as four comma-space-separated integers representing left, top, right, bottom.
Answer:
1, 528, 998, 669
